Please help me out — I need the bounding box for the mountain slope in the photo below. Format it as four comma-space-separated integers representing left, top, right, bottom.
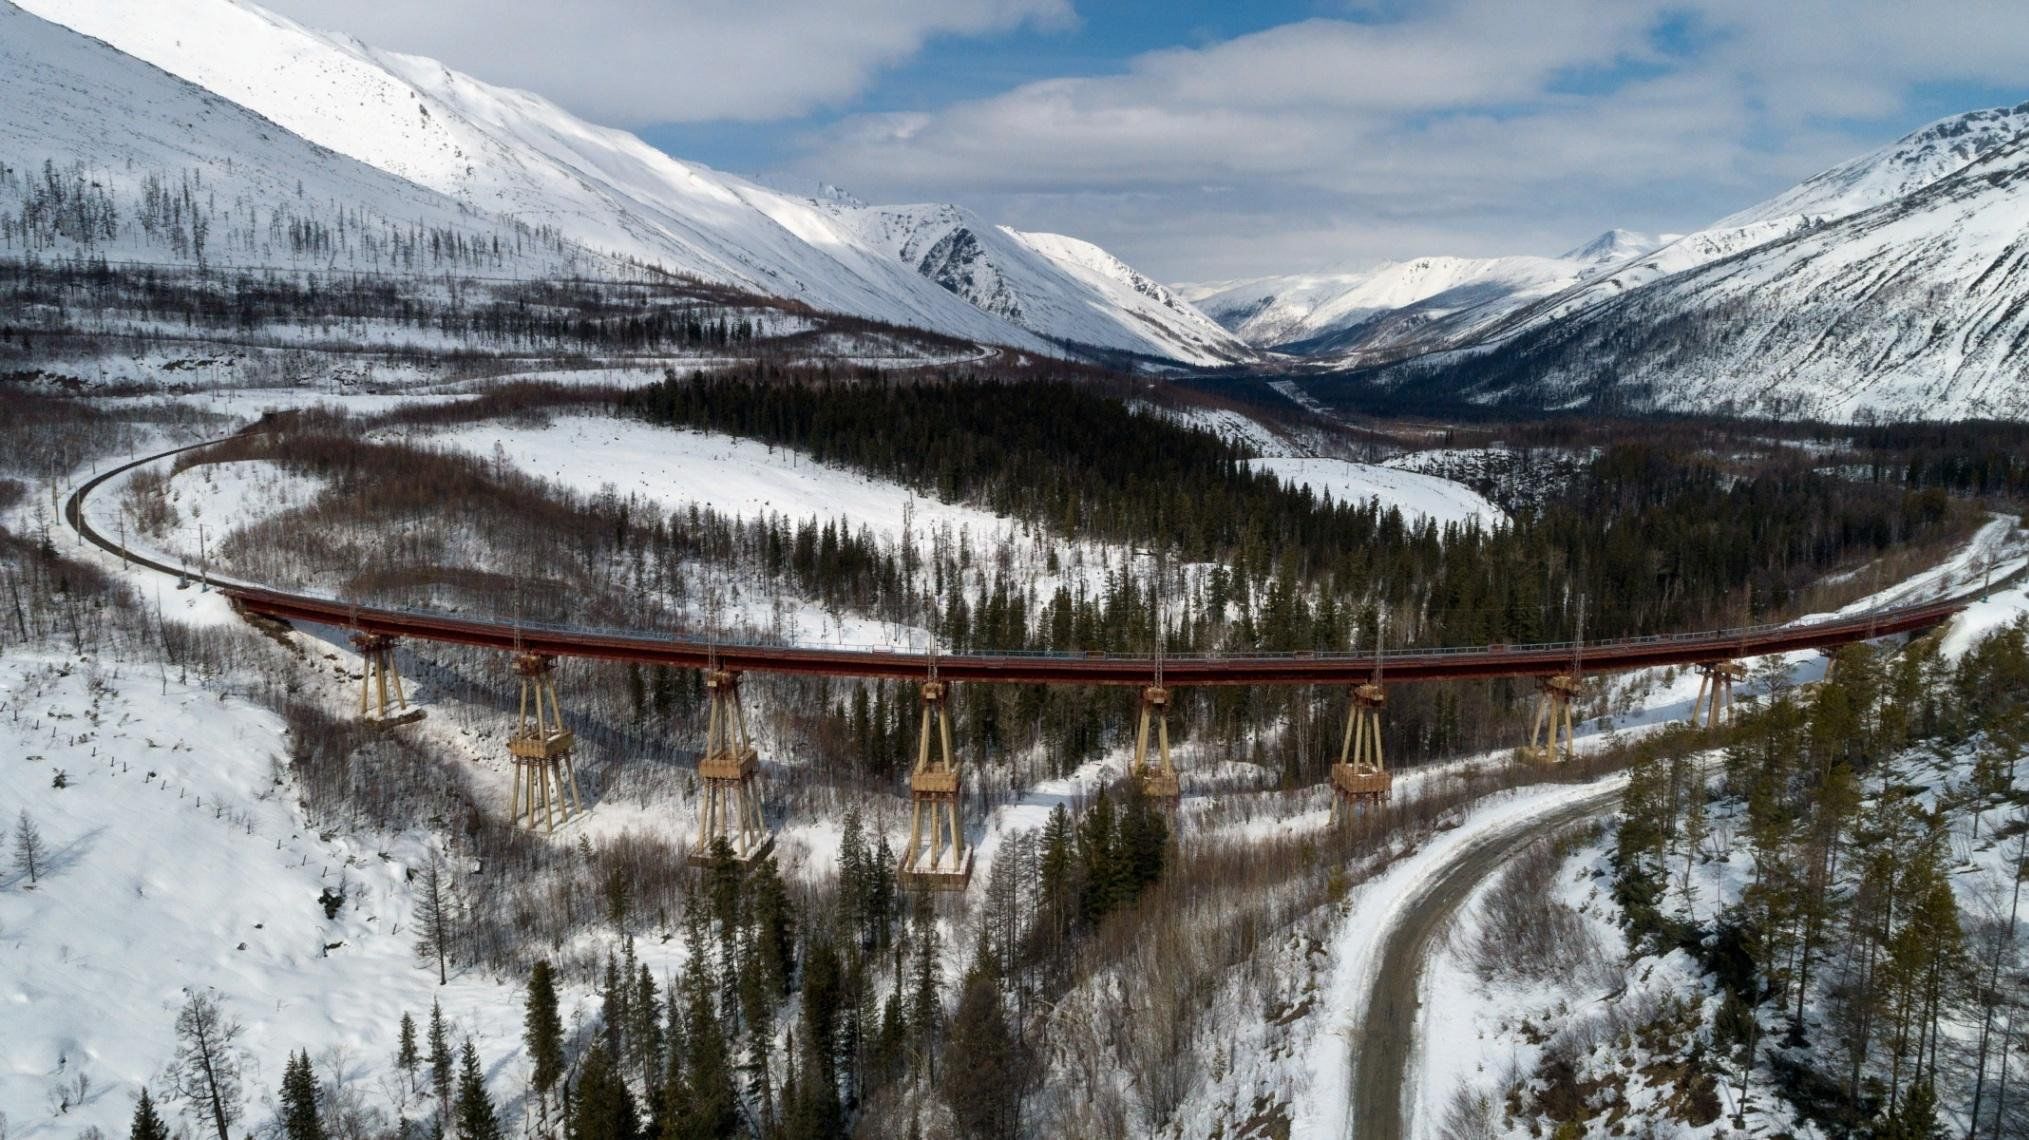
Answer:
16, 0, 1064, 353
1484, 102, 2029, 347
0, 1, 621, 276
828, 203, 1250, 364
17, 0, 1239, 363
1179, 233, 1665, 360
1369, 127, 2029, 421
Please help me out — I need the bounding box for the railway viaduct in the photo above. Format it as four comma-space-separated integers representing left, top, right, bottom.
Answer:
69, 438, 1967, 888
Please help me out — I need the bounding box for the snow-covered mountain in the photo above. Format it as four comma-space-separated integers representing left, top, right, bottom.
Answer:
0, 1, 624, 277
1178, 231, 1666, 361
1481, 101, 2029, 349
829, 203, 1250, 363
12, 0, 1244, 364
1372, 113, 2029, 421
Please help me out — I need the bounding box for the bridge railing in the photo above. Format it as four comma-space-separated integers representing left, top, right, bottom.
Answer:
251, 587, 1951, 667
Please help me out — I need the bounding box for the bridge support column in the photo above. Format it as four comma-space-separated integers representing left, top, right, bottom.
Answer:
507, 653, 584, 832
353, 632, 422, 725
900, 681, 971, 890
1689, 660, 1746, 731
692, 669, 769, 864
1526, 673, 1580, 763
1330, 682, 1391, 823
1131, 685, 1180, 799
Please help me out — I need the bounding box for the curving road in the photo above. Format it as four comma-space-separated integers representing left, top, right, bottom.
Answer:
1351, 783, 1625, 1139
68, 439, 1965, 688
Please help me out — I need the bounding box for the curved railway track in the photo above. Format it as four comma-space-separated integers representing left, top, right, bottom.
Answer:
69, 437, 1969, 686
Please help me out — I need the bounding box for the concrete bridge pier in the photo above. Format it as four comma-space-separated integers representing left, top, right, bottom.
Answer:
1526, 673, 1580, 763
899, 679, 971, 889
507, 652, 584, 832
352, 632, 423, 725
692, 668, 769, 864
1330, 681, 1391, 822
1690, 660, 1747, 731
1131, 684, 1180, 799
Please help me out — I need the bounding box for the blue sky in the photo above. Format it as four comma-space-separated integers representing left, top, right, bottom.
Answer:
263, 1, 2028, 280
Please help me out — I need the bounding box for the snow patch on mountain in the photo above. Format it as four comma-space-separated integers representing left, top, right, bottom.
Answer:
14, 0, 1242, 364
1179, 231, 1667, 360
0, 2, 618, 276
1243, 457, 1505, 529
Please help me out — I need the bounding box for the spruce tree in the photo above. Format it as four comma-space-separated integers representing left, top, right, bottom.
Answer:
453, 1040, 501, 1140
127, 1088, 169, 1140
395, 1012, 420, 1089
600, 953, 627, 1060
942, 944, 1024, 1139
280, 1050, 326, 1140
749, 856, 797, 997
908, 892, 942, 1078
525, 960, 566, 1124
426, 1001, 453, 1127
565, 1045, 638, 1140
678, 975, 738, 1140
629, 960, 663, 1089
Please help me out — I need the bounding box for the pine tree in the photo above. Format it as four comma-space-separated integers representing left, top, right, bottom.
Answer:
942, 943, 1025, 1139
280, 1050, 326, 1140
600, 952, 627, 1060
908, 892, 942, 1078
396, 1012, 420, 1081
629, 960, 663, 1090
565, 1045, 638, 1140
453, 1040, 501, 1140
127, 1088, 168, 1140
796, 938, 845, 1138
1078, 791, 1120, 924
749, 856, 797, 997
1037, 804, 1075, 939
677, 968, 738, 1140
426, 1000, 453, 1127
525, 960, 566, 1125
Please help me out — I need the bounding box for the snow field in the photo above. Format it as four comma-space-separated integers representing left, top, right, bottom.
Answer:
1244, 456, 1506, 530
0, 650, 667, 1139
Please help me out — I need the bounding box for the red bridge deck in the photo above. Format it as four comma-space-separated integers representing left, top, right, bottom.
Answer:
72, 439, 1967, 687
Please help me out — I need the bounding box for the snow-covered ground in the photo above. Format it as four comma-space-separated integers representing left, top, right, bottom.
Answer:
1245, 456, 1506, 529
1380, 527, 2029, 1139
0, 651, 648, 1140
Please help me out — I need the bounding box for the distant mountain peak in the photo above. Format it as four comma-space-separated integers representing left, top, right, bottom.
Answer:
1561, 228, 1666, 264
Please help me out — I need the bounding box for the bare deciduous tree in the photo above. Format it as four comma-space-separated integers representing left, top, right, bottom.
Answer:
414, 855, 454, 986
166, 989, 246, 1140
11, 809, 44, 884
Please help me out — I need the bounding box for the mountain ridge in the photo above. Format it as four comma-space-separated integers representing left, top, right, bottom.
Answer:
12, 0, 1246, 364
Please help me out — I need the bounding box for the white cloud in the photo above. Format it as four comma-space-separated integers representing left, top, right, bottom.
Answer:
790, 0, 2029, 277
252, 0, 1073, 124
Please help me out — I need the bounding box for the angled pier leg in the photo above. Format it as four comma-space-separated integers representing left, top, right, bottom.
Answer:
692, 669, 770, 865
1131, 685, 1180, 799
507, 653, 584, 832
899, 680, 971, 890
352, 632, 423, 725
1331, 682, 1391, 823
1526, 673, 1580, 763
1692, 661, 1746, 731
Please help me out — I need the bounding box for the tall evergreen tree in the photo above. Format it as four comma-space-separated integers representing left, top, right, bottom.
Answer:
279, 1050, 326, 1140
395, 1011, 420, 1091
127, 1088, 169, 1140
942, 944, 1025, 1140
565, 1045, 639, 1140
525, 959, 566, 1125
453, 1040, 501, 1140
426, 1000, 454, 1128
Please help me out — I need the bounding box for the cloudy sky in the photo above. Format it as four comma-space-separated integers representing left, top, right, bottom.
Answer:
257, 0, 2027, 282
